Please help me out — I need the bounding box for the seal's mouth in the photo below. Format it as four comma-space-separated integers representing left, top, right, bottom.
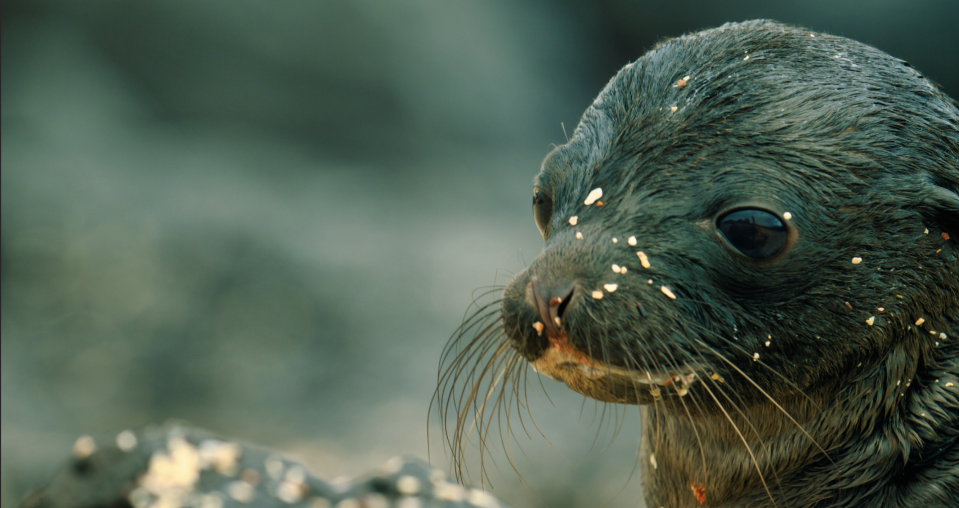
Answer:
529, 334, 701, 403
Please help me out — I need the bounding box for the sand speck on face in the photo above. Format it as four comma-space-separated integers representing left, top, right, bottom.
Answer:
584, 188, 603, 206
637, 251, 651, 269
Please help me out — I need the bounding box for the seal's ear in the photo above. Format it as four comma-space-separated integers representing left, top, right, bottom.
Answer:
921, 184, 959, 239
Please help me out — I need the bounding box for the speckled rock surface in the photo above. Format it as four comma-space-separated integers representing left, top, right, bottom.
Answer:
18, 424, 506, 508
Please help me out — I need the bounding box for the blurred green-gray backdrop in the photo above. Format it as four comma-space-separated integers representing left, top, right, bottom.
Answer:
2, 1, 956, 507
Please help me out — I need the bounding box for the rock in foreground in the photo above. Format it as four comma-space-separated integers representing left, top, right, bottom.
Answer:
19, 424, 506, 508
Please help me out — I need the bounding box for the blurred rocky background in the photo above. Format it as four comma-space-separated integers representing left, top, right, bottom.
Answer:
2, 1, 956, 507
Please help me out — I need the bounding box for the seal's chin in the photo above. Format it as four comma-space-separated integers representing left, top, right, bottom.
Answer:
529, 337, 700, 404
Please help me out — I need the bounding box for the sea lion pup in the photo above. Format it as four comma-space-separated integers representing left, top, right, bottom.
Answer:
437, 20, 958, 508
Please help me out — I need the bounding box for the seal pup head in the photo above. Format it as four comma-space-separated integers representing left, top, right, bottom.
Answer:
498, 19, 958, 408
437, 19, 958, 503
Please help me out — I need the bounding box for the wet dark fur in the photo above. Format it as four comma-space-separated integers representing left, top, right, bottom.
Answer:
437, 20, 958, 507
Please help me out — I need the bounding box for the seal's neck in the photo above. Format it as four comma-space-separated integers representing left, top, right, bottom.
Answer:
642, 338, 958, 507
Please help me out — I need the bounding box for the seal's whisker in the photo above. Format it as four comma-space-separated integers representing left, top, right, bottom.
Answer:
486, 356, 528, 485
442, 313, 505, 388
676, 343, 789, 500
460, 342, 515, 485
440, 299, 503, 369
494, 361, 529, 482
618, 350, 669, 489
442, 337, 501, 413
681, 319, 839, 477
598, 309, 646, 457
447, 327, 504, 399
435, 329, 504, 471
522, 367, 568, 457
696, 370, 780, 507
492, 269, 517, 287
644, 343, 712, 488
443, 333, 504, 450
506, 359, 534, 443
451, 293, 503, 342
673, 344, 766, 443
618, 339, 667, 461
466, 285, 506, 309
674, 378, 710, 489
468, 354, 518, 487
684, 319, 823, 413
507, 364, 570, 466
570, 303, 615, 456
591, 310, 631, 454
438, 325, 502, 399
506, 361, 551, 473
691, 337, 837, 469
432, 288, 512, 483
463, 341, 511, 437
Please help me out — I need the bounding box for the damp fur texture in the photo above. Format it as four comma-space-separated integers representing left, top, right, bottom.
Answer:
437, 20, 958, 508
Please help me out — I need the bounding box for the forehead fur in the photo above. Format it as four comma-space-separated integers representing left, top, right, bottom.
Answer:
551, 19, 958, 202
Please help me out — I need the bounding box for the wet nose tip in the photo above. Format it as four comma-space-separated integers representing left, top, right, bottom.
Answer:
533, 283, 576, 336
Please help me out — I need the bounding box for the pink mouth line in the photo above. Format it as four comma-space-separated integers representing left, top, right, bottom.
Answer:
530, 335, 700, 389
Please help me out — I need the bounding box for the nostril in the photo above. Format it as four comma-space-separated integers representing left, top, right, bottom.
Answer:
555, 288, 574, 319
533, 283, 576, 336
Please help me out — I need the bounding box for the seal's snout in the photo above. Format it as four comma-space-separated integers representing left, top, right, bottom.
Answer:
532, 281, 575, 336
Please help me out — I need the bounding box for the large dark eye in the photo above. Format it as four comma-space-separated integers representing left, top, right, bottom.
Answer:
532, 188, 553, 238
717, 209, 788, 260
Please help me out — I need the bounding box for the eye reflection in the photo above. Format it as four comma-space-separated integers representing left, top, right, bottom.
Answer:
717, 209, 788, 259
